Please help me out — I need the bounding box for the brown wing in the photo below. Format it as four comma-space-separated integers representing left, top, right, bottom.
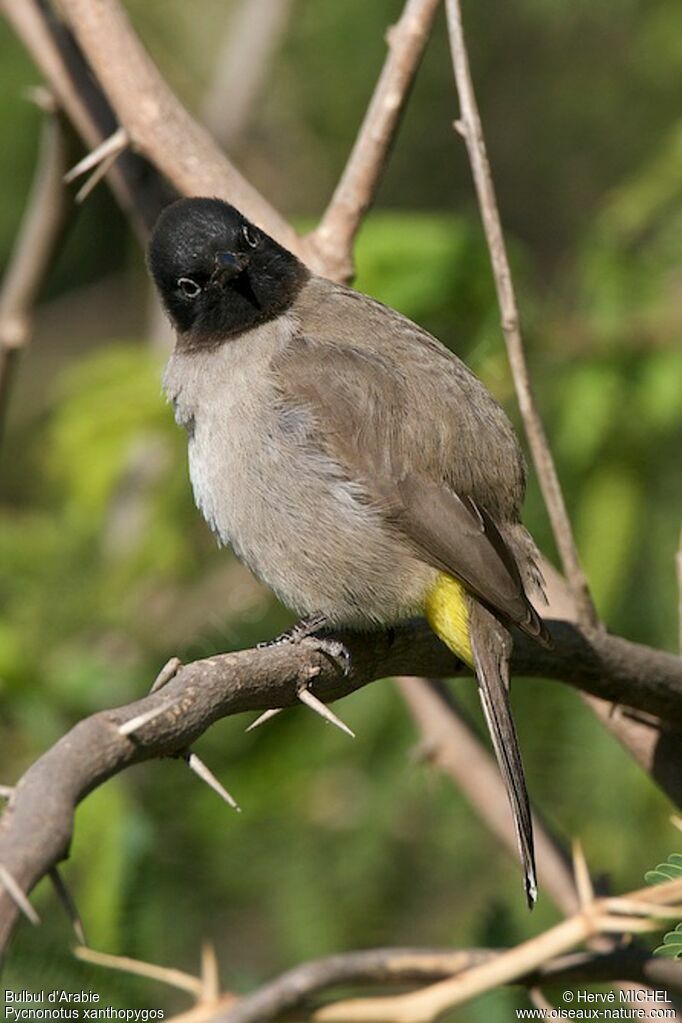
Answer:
272, 334, 548, 644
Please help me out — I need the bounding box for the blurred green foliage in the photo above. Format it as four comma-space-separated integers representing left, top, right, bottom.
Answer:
1, 1, 681, 1019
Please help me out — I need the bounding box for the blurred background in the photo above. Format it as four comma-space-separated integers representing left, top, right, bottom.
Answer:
1, 0, 681, 1018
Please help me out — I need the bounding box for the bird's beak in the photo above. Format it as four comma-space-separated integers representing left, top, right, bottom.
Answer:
214, 250, 250, 281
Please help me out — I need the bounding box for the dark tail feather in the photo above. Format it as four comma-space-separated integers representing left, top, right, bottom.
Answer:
469, 601, 537, 908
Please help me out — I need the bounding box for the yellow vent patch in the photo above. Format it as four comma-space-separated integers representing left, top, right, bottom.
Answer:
424, 572, 474, 668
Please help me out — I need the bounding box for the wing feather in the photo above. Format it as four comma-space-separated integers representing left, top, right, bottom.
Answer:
272, 332, 548, 643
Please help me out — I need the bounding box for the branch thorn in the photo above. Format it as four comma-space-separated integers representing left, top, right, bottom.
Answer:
64, 126, 128, 184
23, 85, 58, 114
297, 687, 355, 738
49, 866, 86, 945
246, 707, 284, 732
200, 941, 221, 1004
184, 752, 240, 812
150, 656, 182, 694
0, 863, 41, 926
74, 152, 120, 203
118, 703, 170, 737
571, 839, 594, 910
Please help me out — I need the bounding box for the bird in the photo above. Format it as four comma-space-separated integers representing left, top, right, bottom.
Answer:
148, 196, 551, 907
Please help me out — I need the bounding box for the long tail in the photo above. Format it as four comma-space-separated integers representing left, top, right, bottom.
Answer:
425, 573, 537, 907
468, 599, 537, 908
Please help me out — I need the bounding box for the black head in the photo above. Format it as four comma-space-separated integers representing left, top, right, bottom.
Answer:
147, 198, 309, 346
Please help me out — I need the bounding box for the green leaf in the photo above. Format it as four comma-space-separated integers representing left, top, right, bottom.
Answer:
654, 923, 682, 959
645, 853, 682, 884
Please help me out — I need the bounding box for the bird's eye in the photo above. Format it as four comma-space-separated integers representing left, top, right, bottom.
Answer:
241, 223, 259, 249
178, 277, 201, 298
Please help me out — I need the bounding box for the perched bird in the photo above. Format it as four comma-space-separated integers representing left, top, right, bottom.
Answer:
148, 197, 550, 906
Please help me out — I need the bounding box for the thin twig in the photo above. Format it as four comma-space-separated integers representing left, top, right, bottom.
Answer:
311, 0, 441, 282
444, 0, 597, 628
0, 101, 71, 442
397, 681, 677, 1015
74, 945, 204, 997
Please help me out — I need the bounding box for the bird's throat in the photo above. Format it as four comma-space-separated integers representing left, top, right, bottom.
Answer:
424, 573, 474, 668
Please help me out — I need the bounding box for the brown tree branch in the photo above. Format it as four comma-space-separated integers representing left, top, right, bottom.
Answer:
215, 946, 682, 1023
310, 0, 441, 281
53, 0, 305, 259
444, 0, 597, 628
0, 618, 680, 958
0, 94, 72, 442
395, 677, 579, 916
0, 0, 170, 236
306, 878, 682, 1021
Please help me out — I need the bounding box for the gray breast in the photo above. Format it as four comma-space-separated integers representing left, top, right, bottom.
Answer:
163, 317, 435, 626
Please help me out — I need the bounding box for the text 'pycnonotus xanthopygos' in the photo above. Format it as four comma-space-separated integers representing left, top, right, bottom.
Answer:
148, 197, 551, 907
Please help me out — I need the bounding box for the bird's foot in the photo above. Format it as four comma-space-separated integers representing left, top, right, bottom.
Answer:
256, 614, 351, 673
256, 613, 329, 649
250, 615, 353, 737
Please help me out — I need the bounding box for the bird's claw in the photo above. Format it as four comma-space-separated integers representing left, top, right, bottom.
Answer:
256, 616, 351, 676
249, 617, 353, 736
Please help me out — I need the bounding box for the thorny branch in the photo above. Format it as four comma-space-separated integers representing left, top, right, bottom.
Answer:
0, 618, 680, 957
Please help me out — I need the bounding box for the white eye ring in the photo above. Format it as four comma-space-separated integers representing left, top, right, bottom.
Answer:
241, 223, 259, 249
178, 277, 201, 298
